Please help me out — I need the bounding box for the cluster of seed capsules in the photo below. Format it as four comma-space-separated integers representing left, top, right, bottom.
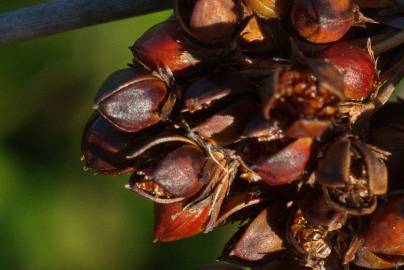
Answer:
81, 0, 404, 269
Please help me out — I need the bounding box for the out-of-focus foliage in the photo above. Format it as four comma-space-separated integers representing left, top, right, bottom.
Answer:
0, 3, 234, 270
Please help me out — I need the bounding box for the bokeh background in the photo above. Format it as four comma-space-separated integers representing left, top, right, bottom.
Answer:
0, 2, 235, 270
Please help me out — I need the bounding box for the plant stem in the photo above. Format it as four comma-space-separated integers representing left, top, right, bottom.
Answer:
0, 0, 171, 46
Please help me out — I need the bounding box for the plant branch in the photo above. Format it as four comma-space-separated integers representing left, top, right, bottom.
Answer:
0, 0, 172, 46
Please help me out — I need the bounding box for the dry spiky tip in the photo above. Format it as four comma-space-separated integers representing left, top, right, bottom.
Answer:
80, 0, 404, 269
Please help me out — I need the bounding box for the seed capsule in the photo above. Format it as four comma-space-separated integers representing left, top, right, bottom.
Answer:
81, 115, 137, 175
154, 200, 211, 242
317, 136, 388, 215
94, 69, 170, 133
223, 204, 285, 261
132, 21, 202, 77
291, 0, 355, 43
176, 0, 240, 45
192, 98, 259, 146
354, 194, 404, 269
299, 188, 346, 230
183, 72, 252, 113
320, 42, 376, 100
129, 145, 206, 201
251, 138, 314, 186
367, 102, 404, 191
362, 194, 404, 256
260, 68, 342, 124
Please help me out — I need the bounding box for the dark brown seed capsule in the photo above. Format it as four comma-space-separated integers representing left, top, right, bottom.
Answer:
81, 115, 138, 175
175, 0, 240, 44
94, 69, 170, 133
320, 42, 376, 100
130, 145, 206, 201
252, 137, 314, 186
291, 0, 355, 44
192, 98, 259, 146
224, 204, 285, 261
317, 136, 388, 215
299, 188, 346, 230
183, 72, 252, 113
367, 102, 404, 192
132, 21, 201, 77
154, 200, 211, 242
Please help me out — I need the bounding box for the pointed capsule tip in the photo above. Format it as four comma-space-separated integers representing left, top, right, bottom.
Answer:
153, 237, 160, 243
124, 184, 132, 190
92, 104, 99, 110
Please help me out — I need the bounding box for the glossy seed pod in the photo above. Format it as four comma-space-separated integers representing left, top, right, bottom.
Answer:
94, 68, 170, 133
317, 136, 388, 215
183, 72, 252, 113
320, 42, 376, 100
247, 137, 313, 186
81, 115, 138, 175
223, 203, 286, 262
175, 0, 240, 45
132, 21, 202, 77
154, 200, 211, 242
129, 145, 206, 202
192, 98, 259, 146
291, 0, 355, 44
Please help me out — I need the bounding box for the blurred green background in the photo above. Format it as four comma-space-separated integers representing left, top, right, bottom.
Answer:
0, 2, 235, 270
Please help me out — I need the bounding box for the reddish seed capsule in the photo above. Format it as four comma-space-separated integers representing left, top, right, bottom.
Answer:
94, 69, 169, 133
132, 21, 201, 77
154, 200, 210, 242
81, 115, 137, 175
252, 137, 314, 186
226, 205, 285, 261
187, 0, 239, 44
362, 194, 404, 256
320, 42, 376, 100
183, 72, 252, 113
192, 99, 259, 146
151, 145, 206, 198
291, 0, 355, 44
